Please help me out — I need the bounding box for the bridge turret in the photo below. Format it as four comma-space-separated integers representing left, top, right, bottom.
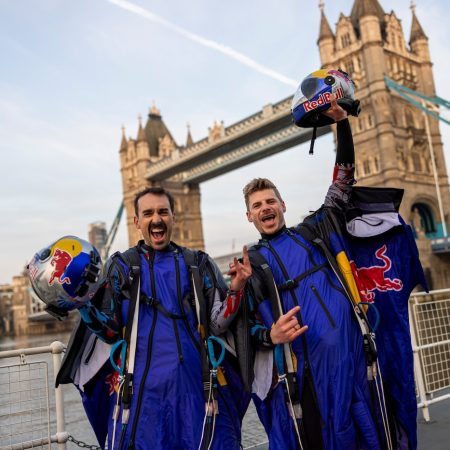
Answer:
317, 1, 335, 67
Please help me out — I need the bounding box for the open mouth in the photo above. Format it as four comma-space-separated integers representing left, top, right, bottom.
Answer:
149, 224, 167, 242
261, 214, 276, 224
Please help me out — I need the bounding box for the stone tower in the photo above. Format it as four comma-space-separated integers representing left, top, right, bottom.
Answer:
318, 0, 450, 288
119, 105, 204, 250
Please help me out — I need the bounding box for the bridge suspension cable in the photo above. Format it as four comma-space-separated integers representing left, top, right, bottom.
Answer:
102, 201, 124, 260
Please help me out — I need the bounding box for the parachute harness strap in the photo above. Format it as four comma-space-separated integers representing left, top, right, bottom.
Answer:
109, 251, 142, 450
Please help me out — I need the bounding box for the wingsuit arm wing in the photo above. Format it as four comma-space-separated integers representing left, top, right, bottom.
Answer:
78, 256, 128, 344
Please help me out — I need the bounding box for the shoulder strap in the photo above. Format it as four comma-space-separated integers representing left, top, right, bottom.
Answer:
248, 247, 283, 323
115, 247, 142, 346
181, 247, 209, 332
111, 246, 142, 415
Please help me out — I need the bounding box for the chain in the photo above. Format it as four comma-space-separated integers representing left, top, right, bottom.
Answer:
67, 434, 101, 449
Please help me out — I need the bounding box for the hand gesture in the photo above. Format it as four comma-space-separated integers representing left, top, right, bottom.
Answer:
270, 306, 308, 344
322, 93, 348, 122
228, 245, 252, 291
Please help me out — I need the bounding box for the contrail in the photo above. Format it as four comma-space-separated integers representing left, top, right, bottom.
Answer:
106, 0, 298, 87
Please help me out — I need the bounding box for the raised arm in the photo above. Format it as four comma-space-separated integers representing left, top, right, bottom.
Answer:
209, 246, 251, 335
323, 95, 356, 208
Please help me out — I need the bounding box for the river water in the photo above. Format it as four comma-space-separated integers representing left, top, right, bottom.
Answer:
0, 331, 267, 449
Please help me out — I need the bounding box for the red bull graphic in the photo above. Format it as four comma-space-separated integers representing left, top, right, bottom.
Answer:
223, 290, 242, 319
303, 86, 344, 112
49, 248, 73, 285
350, 245, 403, 303
105, 354, 122, 395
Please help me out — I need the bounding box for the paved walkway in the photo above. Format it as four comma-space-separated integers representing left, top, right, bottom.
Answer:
241, 399, 450, 449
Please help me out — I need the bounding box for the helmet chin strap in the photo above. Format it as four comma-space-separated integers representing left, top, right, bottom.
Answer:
309, 126, 317, 155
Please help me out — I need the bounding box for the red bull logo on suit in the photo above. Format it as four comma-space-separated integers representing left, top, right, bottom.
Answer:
350, 244, 403, 302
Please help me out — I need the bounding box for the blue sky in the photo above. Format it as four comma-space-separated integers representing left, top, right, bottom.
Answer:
1, 0, 449, 283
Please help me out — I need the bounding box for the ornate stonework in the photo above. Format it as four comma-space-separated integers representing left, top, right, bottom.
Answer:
319, 0, 450, 288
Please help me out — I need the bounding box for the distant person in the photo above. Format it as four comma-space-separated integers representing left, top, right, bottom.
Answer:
29, 186, 251, 450
234, 70, 426, 450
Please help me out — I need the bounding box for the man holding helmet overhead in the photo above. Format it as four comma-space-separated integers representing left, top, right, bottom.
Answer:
236, 69, 426, 450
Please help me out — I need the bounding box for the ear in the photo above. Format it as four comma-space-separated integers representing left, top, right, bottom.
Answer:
281, 201, 286, 213
134, 216, 140, 230
246, 210, 253, 223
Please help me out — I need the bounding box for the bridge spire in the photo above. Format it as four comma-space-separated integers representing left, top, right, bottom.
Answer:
120, 125, 127, 152
318, 1, 334, 41
186, 123, 194, 147
409, 1, 427, 43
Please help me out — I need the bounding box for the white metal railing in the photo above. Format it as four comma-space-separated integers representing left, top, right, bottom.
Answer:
409, 288, 450, 422
0, 341, 67, 449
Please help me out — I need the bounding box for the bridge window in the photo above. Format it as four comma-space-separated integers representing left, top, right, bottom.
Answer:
374, 156, 380, 172
411, 202, 437, 237
412, 152, 422, 172
341, 33, 351, 48
363, 159, 371, 175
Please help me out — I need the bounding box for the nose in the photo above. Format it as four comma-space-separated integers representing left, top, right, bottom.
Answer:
262, 202, 272, 212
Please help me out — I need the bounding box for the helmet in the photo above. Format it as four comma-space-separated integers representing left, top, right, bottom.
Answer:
27, 236, 102, 319
291, 69, 360, 128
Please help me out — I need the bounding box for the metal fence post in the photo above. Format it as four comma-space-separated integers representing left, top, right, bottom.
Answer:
409, 296, 430, 422
51, 341, 68, 449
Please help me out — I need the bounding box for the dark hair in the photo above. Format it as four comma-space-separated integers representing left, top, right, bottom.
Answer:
134, 187, 175, 216
243, 178, 283, 210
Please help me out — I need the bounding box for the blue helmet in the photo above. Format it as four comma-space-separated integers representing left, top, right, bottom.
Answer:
291, 69, 360, 128
27, 236, 102, 319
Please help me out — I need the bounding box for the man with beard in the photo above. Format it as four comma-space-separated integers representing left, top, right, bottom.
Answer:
58, 186, 252, 450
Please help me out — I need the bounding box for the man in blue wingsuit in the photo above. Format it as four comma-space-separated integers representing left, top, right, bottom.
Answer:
237, 90, 426, 450
56, 186, 252, 450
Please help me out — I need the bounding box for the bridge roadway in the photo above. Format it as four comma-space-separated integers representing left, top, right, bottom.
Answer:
145, 96, 332, 184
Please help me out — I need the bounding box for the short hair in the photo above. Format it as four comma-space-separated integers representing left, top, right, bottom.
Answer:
134, 187, 175, 216
243, 178, 283, 210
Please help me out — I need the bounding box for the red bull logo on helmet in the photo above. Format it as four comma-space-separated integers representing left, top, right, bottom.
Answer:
49, 248, 73, 285
303, 87, 344, 113
350, 245, 403, 303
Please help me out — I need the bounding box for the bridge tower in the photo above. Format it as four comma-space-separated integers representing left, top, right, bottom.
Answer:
119, 105, 204, 250
318, 0, 450, 288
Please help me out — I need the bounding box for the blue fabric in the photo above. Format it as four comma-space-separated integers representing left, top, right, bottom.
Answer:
253, 230, 381, 450
348, 220, 426, 450
81, 249, 246, 450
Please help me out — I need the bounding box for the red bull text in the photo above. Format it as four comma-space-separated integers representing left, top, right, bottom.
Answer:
303, 87, 344, 112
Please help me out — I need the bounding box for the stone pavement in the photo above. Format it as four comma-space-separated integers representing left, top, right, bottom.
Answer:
241, 398, 450, 449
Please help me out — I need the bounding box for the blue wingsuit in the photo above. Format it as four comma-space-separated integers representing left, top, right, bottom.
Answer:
243, 120, 425, 450
56, 242, 249, 450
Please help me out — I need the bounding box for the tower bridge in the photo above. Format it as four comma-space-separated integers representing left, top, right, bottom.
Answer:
119, 0, 450, 289
144, 97, 331, 184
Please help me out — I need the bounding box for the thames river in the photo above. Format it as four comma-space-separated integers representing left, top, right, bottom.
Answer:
0, 330, 267, 450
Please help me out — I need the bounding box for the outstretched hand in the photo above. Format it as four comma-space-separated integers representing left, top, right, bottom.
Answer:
228, 245, 252, 291
270, 306, 308, 344
322, 93, 348, 122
